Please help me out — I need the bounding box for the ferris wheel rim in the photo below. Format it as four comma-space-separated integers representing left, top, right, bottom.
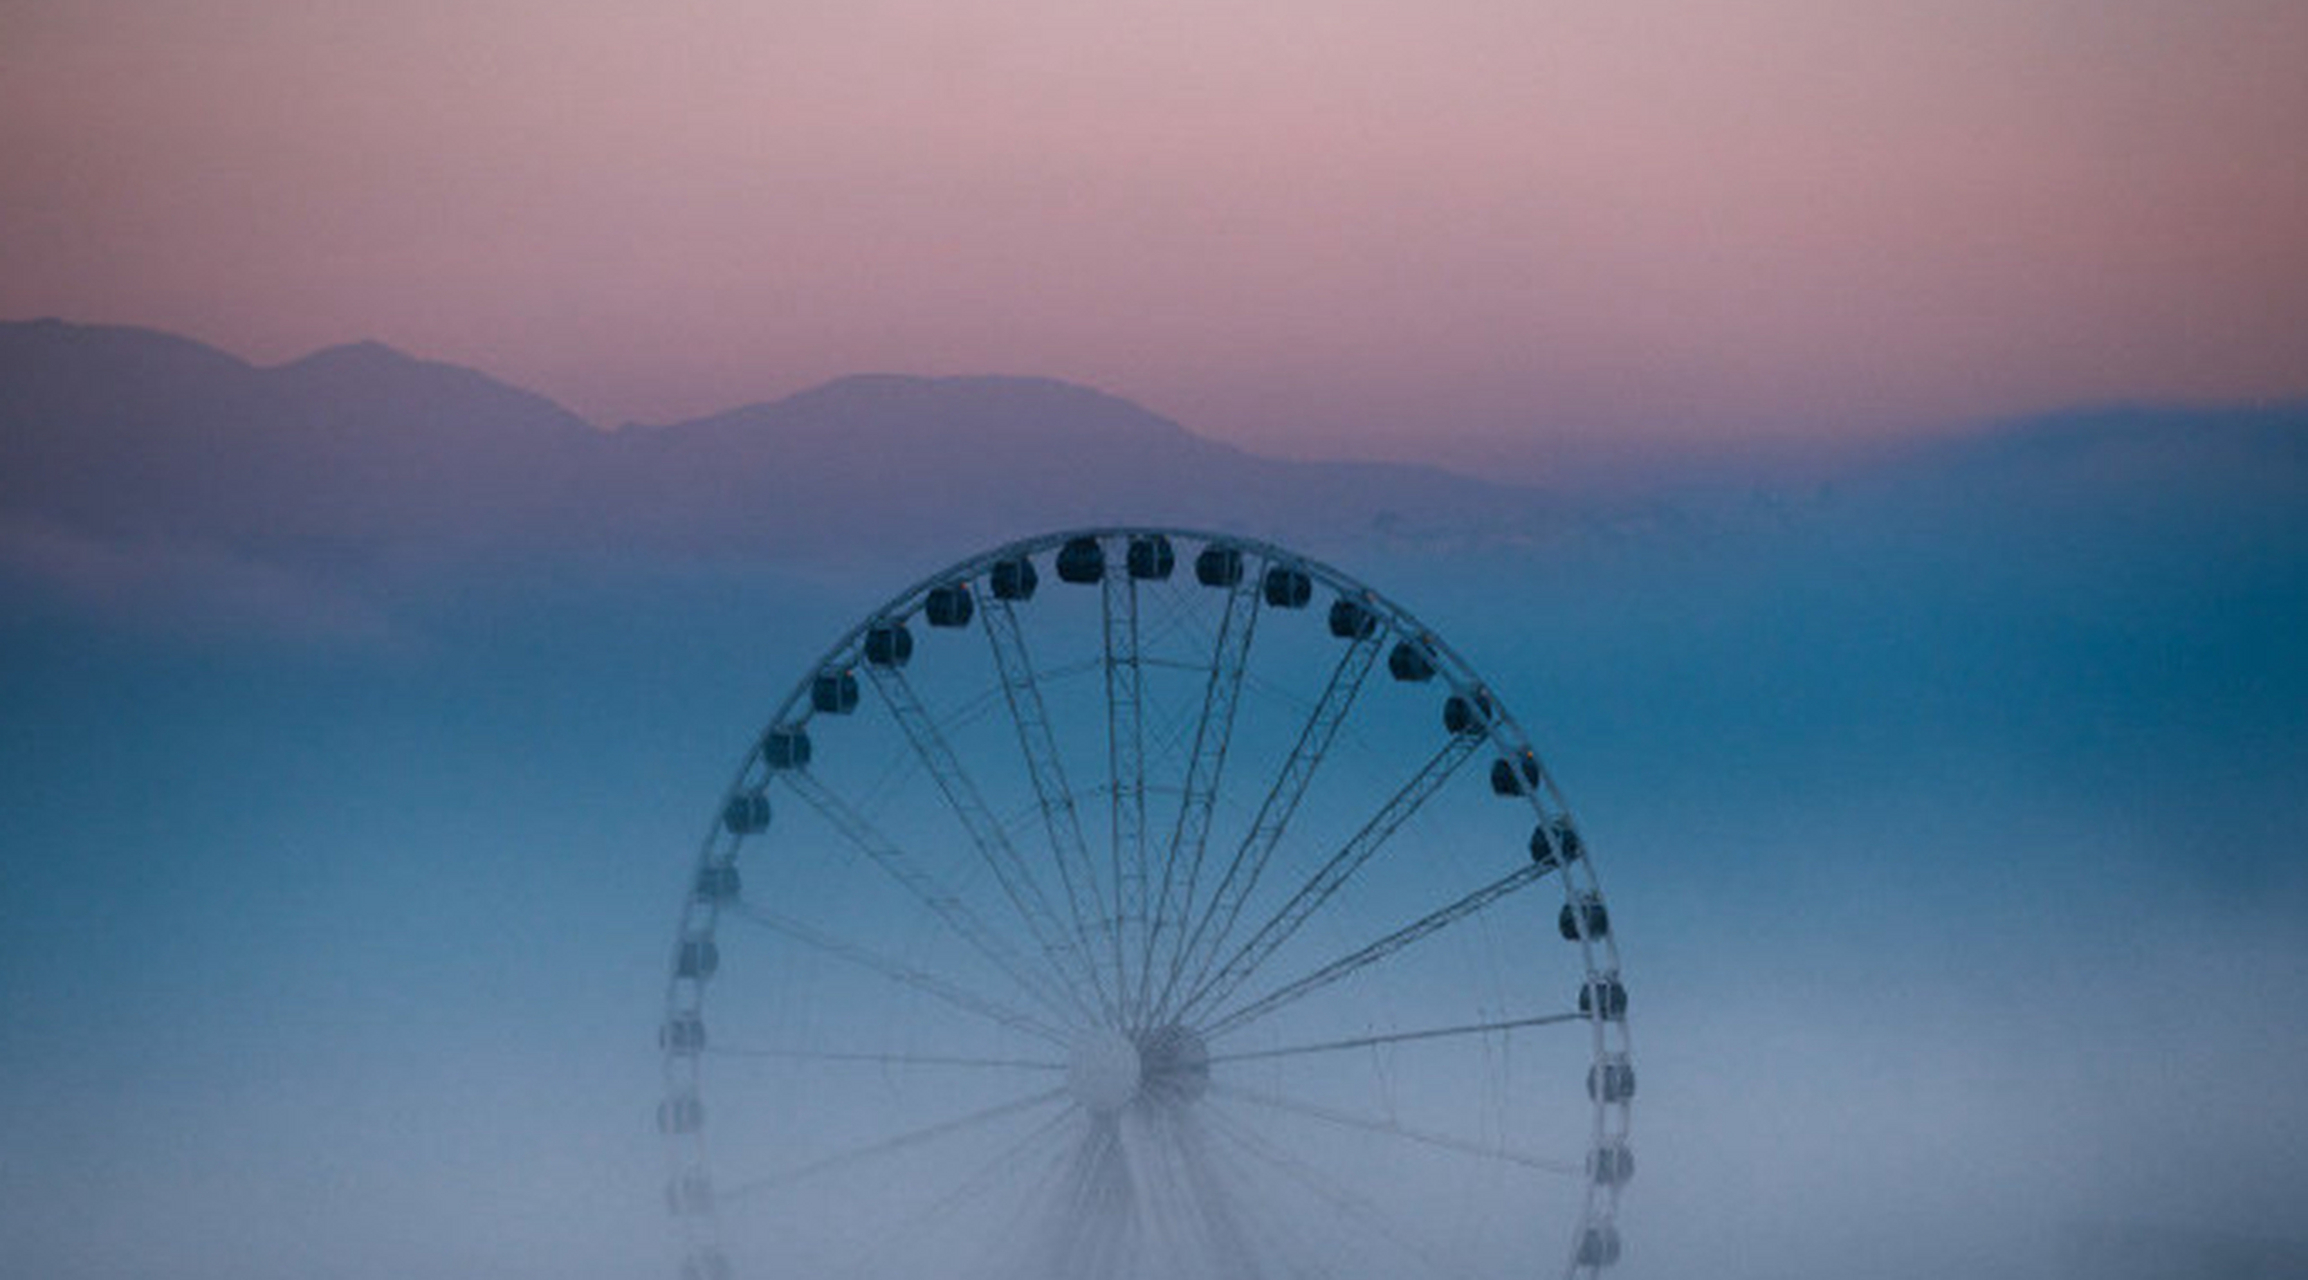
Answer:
660, 525, 1633, 1280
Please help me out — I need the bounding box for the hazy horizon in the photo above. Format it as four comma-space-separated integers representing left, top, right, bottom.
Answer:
12, 312, 2303, 494
7, 1, 2306, 474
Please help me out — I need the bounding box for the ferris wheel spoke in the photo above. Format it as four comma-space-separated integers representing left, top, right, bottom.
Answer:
707, 1045, 1064, 1072
783, 769, 1091, 1029
1170, 1114, 1348, 1280
978, 588, 1125, 1024
921, 1112, 1087, 1280
1173, 732, 1484, 1023
1157, 623, 1386, 1023
1202, 1102, 1475, 1280
725, 901, 1070, 1046
1203, 1011, 1586, 1066
863, 661, 1106, 1024
1211, 1083, 1582, 1177
830, 1099, 1083, 1280
983, 1110, 1108, 1279
1201, 862, 1551, 1040
1112, 1109, 1186, 1271
1164, 1110, 1290, 1280
1103, 556, 1151, 1020
1141, 561, 1262, 1025
1028, 1116, 1132, 1278
721, 1086, 1069, 1205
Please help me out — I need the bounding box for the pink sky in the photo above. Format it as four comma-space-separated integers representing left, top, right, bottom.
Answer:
4, 0, 2304, 476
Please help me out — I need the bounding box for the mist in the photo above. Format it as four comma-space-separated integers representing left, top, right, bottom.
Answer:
4, 399, 2305, 1278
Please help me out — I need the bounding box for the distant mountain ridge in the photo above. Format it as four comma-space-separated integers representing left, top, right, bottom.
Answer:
4, 318, 2304, 641
0, 320, 595, 553
0, 319, 1573, 567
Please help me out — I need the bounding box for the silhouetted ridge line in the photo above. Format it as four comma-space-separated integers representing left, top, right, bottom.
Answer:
7, 319, 2300, 581
0, 320, 1563, 566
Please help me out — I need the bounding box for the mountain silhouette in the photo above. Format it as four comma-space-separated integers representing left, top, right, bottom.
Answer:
596, 371, 1582, 558
0, 320, 1566, 568
0, 320, 594, 555
3, 317, 2303, 642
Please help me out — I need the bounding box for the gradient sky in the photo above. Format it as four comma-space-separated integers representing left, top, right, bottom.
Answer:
4, 0, 2305, 471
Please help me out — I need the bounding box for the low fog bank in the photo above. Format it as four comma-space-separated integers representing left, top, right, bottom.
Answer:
4, 431, 2307, 1278
1335, 494, 2307, 1277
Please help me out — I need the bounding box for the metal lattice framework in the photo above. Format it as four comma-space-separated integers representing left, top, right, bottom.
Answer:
659, 528, 1635, 1280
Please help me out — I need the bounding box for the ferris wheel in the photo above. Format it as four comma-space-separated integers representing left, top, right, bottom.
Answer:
659, 528, 1633, 1280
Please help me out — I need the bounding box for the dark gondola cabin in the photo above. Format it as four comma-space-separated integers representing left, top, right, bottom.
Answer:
990, 554, 1039, 600
1579, 976, 1629, 1020
1531, 816, 1583, 867
810, 669, 860, 714
1560, 894, 1610, 940
1576, 1224, 1623, 1267
721, 791, 771, 834
1388, 640, 1437, 682
1327, 597, 1378, 639
1443, 690, 1493, 736
864, 622, 913, 667
1262, 565, 1313, 608
675, 939, 719, 980
1490, 754, 1540, 795
693, 863, 740, 903
1589, 1143, 1636, 1187
760, 727, 811, 770
1195, 544, 1245, 587
1588, 1057, 1636, 1104
924, 583, 974, 628
1056, 536, 1107, 583
660, 1014, 706, 1054
1127, 534, 1176, 580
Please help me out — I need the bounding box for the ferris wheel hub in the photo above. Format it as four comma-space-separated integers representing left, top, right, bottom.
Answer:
1137, 1024, 1212, 1104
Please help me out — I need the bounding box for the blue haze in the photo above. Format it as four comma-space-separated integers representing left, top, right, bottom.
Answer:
3, 324, 2306, 1278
